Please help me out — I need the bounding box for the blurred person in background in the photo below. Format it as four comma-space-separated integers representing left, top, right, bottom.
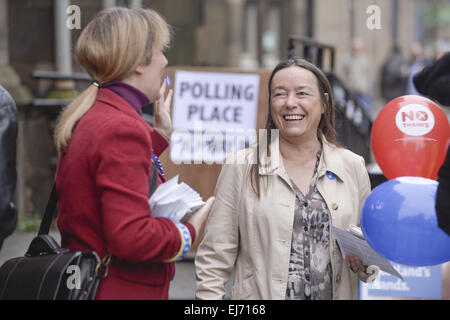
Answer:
405, 42, 428, 95
380, 45, 409, 103
0, 84, 18, 251
343, 37, 373, 114
413, 51, 450, 236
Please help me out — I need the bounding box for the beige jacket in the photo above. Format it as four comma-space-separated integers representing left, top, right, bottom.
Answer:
195, 137, 372, 300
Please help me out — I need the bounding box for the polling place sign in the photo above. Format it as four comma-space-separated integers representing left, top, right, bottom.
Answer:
170, 70, 260, 163
359, 263, 443, 299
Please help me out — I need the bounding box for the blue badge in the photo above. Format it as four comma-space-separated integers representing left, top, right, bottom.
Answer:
326, 171, 336, 180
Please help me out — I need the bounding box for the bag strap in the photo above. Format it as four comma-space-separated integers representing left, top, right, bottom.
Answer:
149, 159, 159, 196
38, 183, 58, 236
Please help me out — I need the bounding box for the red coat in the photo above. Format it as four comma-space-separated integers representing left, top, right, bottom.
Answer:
56, 88, 195, 300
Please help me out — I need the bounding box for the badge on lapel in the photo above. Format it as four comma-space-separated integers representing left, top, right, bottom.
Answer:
326, 171, 336, 180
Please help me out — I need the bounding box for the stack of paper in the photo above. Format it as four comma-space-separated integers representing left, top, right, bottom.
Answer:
149, 175, 205, 222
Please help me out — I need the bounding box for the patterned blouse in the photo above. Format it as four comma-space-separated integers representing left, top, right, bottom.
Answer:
285, 149, 333, 300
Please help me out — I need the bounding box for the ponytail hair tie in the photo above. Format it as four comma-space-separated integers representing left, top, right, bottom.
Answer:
91, 79, 103, 88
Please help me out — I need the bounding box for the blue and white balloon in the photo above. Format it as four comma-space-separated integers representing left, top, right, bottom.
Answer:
361, 176, 450, 266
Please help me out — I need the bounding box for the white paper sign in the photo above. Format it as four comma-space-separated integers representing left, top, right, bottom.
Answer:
170, 70, 260, 163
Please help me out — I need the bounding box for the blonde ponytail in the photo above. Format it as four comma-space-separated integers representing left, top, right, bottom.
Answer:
54, 7, 171, 153
54, 84, 99, 152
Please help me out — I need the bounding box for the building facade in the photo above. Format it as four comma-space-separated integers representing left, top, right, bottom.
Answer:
1, 0, 449, 218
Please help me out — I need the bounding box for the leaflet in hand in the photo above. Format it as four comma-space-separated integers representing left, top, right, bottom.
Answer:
149, 175, 204, 222
331, 225, 404, 280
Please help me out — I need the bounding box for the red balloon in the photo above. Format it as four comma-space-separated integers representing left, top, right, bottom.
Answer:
372, 95, 450, 180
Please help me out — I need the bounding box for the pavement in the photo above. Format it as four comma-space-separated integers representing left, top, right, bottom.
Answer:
0, 229, 197, 300
3, 230, 449, 300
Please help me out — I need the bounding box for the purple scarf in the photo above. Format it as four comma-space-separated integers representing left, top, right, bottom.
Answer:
102, 81, 150, 115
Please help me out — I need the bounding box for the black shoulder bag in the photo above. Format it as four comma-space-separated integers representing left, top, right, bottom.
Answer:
0, 183, 107, 300
0, 160, 160, 300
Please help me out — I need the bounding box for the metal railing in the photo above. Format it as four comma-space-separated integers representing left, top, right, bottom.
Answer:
288, 35, 336, 72
30, 70, 91, 107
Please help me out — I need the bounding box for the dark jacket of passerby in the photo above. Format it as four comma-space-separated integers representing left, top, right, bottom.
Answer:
0, 84, 18, 249
413, 51, 450, 235
413, 51, 450, 106
436, 149, 450, 235
380, 48, 409, 102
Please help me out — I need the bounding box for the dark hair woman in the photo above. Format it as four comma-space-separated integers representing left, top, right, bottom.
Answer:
195, 58, 375, 300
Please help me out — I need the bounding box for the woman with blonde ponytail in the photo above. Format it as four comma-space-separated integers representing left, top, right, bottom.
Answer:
54, 7, 213, 300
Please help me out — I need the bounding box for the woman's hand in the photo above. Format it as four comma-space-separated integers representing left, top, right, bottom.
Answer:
345, 253, 367, 273
187, 197, 215, 248
154, 78, 173, 141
